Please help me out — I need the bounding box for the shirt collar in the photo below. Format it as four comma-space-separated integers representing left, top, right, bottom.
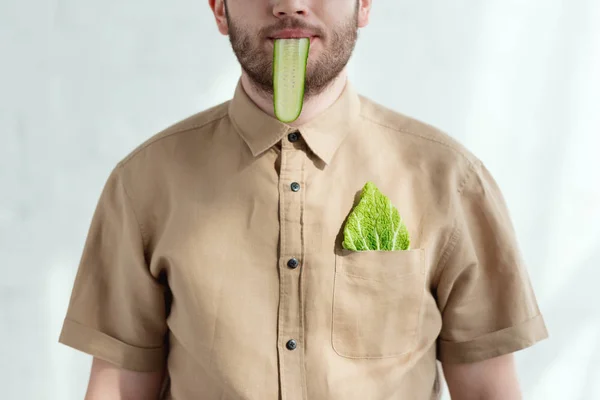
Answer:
228, 77, 362, 165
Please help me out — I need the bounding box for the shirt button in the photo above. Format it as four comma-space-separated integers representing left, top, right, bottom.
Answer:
291, 182, 301, 192
286, 339, 297, 350
288, 132, 300, 142
287, 258, 299, 269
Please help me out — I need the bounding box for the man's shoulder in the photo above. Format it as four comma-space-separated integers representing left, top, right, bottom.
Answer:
118, 100, 231, 168
358, 94, 480, 169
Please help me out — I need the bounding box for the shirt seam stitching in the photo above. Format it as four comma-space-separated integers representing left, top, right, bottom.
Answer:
438, 313, 544, 345
227, 110, 248, 150
432, 159, 482, 291
360, 114, 478, 169
115, 164, 148, 246
432, 223, 461, 294
300, 148, 308, 400
63, 317, 165, 351
120, 112, 229, 167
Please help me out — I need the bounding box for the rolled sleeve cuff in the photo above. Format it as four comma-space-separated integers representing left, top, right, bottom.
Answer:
437, 314, 549, 364
58, 318, 167, 372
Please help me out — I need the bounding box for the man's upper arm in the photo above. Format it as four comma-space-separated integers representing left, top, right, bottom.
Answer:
442, 354, 521, 400
85, 357, 165, 400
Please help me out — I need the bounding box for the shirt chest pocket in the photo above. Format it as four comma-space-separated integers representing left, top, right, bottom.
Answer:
332, 248, 426, 358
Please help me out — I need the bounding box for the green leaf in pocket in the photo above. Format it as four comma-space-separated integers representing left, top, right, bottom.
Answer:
342, 181, 410, 251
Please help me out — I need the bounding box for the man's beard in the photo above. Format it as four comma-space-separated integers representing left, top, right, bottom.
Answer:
225, 4, 359, 99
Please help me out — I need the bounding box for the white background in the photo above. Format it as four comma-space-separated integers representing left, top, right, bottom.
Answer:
1, 0, 599, 398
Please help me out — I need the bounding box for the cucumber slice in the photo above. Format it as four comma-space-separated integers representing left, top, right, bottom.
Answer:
273, 38, 310, 123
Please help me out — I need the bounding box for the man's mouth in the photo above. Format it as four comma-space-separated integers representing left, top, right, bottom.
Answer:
268, 29, 319, 44
268, 37, 318, 46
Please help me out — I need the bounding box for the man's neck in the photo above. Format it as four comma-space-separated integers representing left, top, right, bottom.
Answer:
240, 69, 348, 127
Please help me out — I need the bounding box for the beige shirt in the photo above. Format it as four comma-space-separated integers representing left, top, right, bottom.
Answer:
59, 78, 548, 400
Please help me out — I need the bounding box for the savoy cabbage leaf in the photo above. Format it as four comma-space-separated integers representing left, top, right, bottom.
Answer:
342, 181, 410, 251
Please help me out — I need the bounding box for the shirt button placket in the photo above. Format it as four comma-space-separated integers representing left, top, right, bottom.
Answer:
276, 130, 307, 400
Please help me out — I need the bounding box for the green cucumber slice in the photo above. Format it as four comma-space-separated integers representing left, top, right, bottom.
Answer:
273, 38, 310, 123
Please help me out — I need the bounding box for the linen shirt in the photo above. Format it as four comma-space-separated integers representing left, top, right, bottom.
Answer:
59, 77, 548, 400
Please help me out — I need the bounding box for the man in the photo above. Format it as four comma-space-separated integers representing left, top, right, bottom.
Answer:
59, 0, 549, 399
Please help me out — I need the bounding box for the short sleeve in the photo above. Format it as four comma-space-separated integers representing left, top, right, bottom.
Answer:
58, 165, 168, 372
435, 160, 549, 364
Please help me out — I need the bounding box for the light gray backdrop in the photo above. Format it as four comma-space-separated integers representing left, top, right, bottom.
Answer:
1, 0, 599, 399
